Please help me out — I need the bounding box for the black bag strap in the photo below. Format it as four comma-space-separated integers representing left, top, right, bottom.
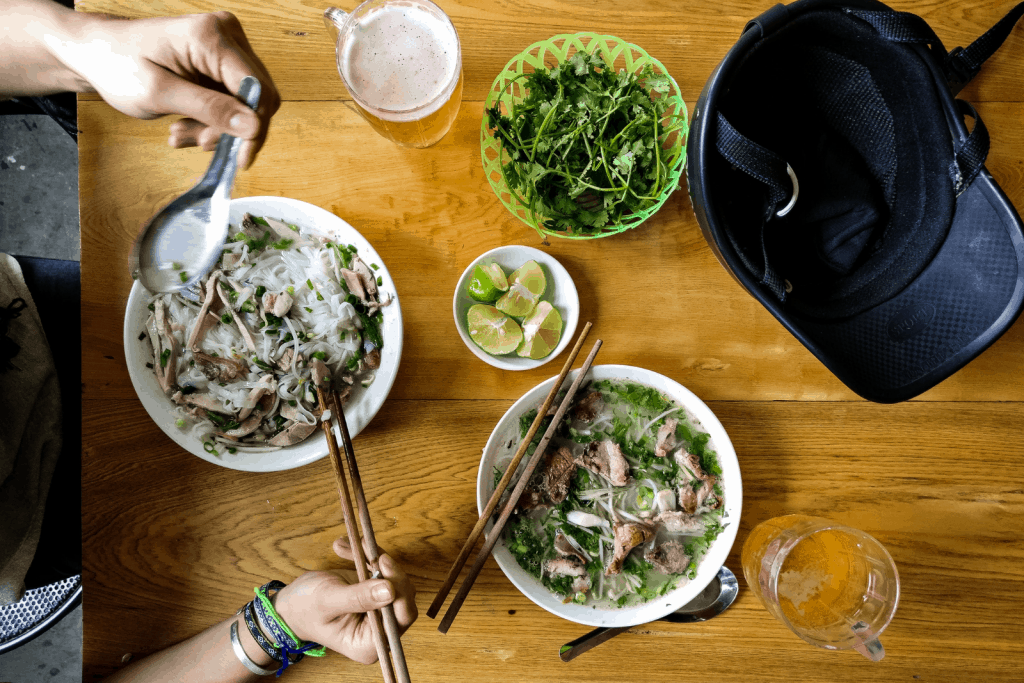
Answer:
845, 2, 1024, 95
715, 112, 792, 301
949, 100, 990, 196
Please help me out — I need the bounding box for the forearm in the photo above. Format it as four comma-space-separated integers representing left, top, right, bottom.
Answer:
0, 0, 94, 97
103, 612, 273, 683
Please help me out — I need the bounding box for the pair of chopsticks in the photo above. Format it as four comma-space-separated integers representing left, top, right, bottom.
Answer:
317, 388, 410, 683
427, 322, 602, 633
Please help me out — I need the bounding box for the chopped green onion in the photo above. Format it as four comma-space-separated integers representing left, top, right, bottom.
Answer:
286, 285, 295, 295
227, 447, 237, 454
179, 271, 188, 283
221, 313, 233, 324
252, 216, 270, 227
304, 307, 313, 313
310, 351, 327, 361
159, 349, 171, 367
255, 285, 266, 298
316, 291, 324, 301
272, 238, 293, 249
287, 223, 300, 233
175, 418, 186, 428
376, 276, 382, 286
229, 290, 239, 303
203, 441, 218, 455
371, 263, 379, 271
171, 261, 183, 270
240, 301, 256, 313
306, 279, 314, 290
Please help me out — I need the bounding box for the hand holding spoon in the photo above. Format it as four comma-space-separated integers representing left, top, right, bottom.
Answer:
558, 566, 739, 662
129, 76, 262, 294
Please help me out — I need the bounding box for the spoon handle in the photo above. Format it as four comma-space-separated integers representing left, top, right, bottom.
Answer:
203, 76, 262, 193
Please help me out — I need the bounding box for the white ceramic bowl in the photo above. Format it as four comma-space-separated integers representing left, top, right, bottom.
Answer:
124, 196, 403, 472
452, 245, 579, 371
476, 364, 742, 627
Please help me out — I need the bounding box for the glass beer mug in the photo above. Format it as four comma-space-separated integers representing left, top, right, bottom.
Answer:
323, 0, 464, 148
742, 515, 900, 661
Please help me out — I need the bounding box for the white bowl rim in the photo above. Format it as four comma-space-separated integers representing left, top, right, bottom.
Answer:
123, 195, 403, 472
452, 245, 579, 371
475, 364, 742, 627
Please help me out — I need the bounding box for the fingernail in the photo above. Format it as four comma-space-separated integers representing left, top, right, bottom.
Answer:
372, 582, 393, 602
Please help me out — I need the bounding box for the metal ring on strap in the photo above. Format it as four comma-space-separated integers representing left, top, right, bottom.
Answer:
776, 164, 799, 217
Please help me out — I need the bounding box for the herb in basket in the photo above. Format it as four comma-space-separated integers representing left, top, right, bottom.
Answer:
486, 51, 685, 236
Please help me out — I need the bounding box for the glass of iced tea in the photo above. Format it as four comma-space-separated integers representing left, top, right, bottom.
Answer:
741, 515, 900, 661
324, 0, 464, 148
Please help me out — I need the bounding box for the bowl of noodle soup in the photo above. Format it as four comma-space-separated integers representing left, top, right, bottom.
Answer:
123, 196, 403, 472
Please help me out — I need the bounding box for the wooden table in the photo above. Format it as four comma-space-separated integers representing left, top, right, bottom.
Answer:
79, 0, 1024, 680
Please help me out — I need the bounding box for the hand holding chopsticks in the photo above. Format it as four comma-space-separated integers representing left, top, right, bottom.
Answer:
317, 385, 412, 683
428, 323, 602, 632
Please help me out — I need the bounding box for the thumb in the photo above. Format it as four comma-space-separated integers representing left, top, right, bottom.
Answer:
328, 578, 396, 616
155, 71, 261, 139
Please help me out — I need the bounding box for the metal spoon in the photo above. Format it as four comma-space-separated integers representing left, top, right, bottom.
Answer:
558, 565, 739, 662
129, 76, 262, 295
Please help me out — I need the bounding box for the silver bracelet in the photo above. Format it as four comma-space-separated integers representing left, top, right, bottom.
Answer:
230, 620, 278, 676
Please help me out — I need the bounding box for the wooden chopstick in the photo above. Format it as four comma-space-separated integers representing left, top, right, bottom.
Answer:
427, 321, 593, 619
438, 338, 603, 633
317, 389, 398, 683
327, 389, 412, 683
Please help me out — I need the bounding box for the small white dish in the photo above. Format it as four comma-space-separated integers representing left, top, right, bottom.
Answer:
476, 364, 742, 628
452, 245, 579, 371
123, 196, 403, 472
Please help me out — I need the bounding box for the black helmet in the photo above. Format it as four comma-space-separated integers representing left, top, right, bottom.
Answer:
687, 0, 1024, 402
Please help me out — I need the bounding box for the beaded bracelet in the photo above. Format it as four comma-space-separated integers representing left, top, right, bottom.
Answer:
252, 581, 326, 676
241, 600, 284, 663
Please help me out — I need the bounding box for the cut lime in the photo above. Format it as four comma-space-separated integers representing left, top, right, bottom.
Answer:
467, 304, 523, 356
496, 260, 546, 317
467, 263, 509, 302
517, 301, 562, 359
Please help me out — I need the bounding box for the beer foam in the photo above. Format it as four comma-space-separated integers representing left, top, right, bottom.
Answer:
340, 4, 460, 121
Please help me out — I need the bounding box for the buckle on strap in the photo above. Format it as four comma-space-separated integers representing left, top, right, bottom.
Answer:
944, 47, 979, 95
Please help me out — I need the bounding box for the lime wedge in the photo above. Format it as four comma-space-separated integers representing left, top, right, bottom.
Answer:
517, 301, 562, 359
467, 304, 523, 355
467, 263, 509, 302
496, 260, 546, 317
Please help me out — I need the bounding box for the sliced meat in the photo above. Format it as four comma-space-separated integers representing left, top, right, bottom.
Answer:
187, 271, 223, 351
364, 348, 381, 370
515, 487, 547, 513
238, 374, 277, 420
194, 352, 248, 381
572, 391, 604, 422
696, 478, 721, 512
340, 268, 367, 302
574, 440, 630, 487
546, 557, 587, 578
655, 417, 678, 458
219, 392, 275, 439
654, 510, 705, 534
268, 420, 318, 446
241, 213, 267, 240
276, 347, 295, 372
262, 291, 294, 318
645, 541, 691, 574
541, 446, 577, 504
675, 450, 706, 481
554, 533, 589, 564
262, 216, 298, 241
606, 522, 655, 576
310, 358, 331, 387
352, 256, 379, 301
221, 252, 244, 270
172, 390, 226, 414
678, 485, 698, 515
215, 282, 256, 352
152, 299, 178, 394
336, 383, 352, 406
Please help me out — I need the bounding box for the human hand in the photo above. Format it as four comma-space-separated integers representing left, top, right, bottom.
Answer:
51, 11, 280, 169
272, 537, 418, 665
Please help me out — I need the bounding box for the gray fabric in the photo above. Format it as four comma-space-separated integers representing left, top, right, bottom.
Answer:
0, 254, 61, 606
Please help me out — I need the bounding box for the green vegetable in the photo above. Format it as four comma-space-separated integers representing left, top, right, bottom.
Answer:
255, 285, 266, 298
240, 301, 256, 313
159, 349, 171, 367
306, 279, 314, 290
220, 313, 233, 324
179, 271, 188, 283
203, 441, 218, 455
357, 310, 383, 348
251, 216, 270, 227
371, 263, 379, 271
376, 276, 382, 286
485, 51, 684, 236
272, 238, 293, 250
310, 351, 327, 361
286, 285, 295, 295
506, 516, 547, 578
175, 418, 186, 428
636, 486, 654, 510
306, 307, 314, 313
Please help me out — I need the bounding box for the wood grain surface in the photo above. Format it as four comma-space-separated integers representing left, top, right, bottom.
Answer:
79, 0, 1024, 680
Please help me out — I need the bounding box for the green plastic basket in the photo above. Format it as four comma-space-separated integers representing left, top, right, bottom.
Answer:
481, 33, 688, 240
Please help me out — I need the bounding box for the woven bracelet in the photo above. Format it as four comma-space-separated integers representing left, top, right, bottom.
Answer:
242, 600, 284, 663
253, 581, 326, 676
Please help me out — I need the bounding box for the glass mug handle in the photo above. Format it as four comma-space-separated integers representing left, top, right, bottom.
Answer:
851, 621, 886, 661
323, 7, 348, 49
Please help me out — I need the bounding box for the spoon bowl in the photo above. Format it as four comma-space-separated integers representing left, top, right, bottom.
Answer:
129, 76, 261, 293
